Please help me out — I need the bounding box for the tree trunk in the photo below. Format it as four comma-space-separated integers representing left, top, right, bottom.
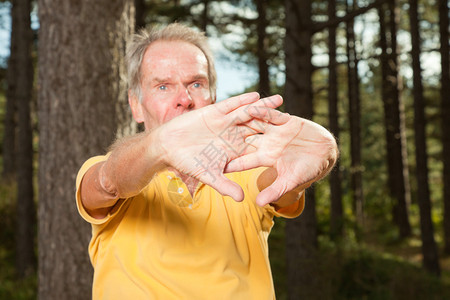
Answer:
134, 0, 146, 31
12, 0, 36, 279
327, 0, 344, 240
1, 88, 16, 180
284, 0, 318, 298
256, 0, 270, 96
346, 0, 364, 229
409, 0, 440, 276
284, 0, 313, 118
37, 0, 136, 299
201, 0, 209, 33
378, 0, 411, 238
2, 2, 18, 181
440, 0, 450, 254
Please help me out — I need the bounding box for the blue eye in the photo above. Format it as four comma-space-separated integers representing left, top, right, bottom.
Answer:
158, 85, 167, 91
193, 83, 201, 88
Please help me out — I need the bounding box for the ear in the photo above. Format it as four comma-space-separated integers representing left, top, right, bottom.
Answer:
128, 90, 144, 123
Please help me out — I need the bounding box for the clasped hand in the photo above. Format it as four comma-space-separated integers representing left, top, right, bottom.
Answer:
158, 92, 338, 206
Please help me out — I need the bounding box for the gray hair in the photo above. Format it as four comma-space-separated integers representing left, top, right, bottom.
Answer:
126, 23, 217, 102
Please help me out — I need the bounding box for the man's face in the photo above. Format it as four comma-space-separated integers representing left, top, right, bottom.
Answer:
129, 40, 213, 130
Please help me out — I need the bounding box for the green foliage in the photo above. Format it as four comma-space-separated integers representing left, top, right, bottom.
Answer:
269, 228, 450, 300
0, 182, 37, 300
334, 244, 449, 300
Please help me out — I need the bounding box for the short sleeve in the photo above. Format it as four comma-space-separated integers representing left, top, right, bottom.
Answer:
75, 155, 113, 225
265, 192, 305, 219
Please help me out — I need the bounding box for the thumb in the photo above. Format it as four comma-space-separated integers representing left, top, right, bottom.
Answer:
201, 173, 245, 202
255, 178, 287, 207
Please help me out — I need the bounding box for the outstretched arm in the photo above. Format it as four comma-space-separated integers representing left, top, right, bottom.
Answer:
79, 93, 283, 218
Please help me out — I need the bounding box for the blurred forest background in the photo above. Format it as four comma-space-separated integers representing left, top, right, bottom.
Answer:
0, 0, 449, 299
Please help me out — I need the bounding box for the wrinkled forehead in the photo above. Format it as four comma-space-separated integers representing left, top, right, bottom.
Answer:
143, 40, 208, 70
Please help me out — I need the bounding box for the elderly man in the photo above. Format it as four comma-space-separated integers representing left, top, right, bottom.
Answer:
76, 23, 338, 299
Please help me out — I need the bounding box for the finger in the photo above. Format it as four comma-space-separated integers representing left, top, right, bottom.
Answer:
248, 107, 290, 125
255, 177, 288, 206
244, 119, 268, 133
215, 126, 258, 152
200, 173, 245, 202
229, 95, 283, 124
225, 153, 265, 173
222, 135, 261, 160
255, 94, 283, 109
214, 92, 260, 114
236, 135, 260, 157
238, 125, 260, 138
244, 134, 263, 148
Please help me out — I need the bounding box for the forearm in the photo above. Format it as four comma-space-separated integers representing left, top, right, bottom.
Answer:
102, 130, 167, 198
80, 129, 167, 215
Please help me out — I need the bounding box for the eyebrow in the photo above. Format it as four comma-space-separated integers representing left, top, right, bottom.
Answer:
151, 74, 208, 84
151, 77, 171, 84
191, 74, 209, 82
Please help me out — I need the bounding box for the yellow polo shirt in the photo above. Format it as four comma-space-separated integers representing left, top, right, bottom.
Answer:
76, 155, 304, 300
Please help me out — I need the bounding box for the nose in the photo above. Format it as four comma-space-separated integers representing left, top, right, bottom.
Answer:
176, 87, 194, 109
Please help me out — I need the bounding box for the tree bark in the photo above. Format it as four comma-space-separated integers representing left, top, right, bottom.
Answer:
409, 0, 440, 276
378, 0, 411, 238
201, 0, 209, 34
1, 88, 16, 180
2, 1, 18, 181
440, 0, 450, 254
328, 0, 344, 240
37, 0, 136, 299
284, 0, 313, 119
284, 0, 318, 298
134, 0, 146, 31
256, 0, 271, 96
2, 90, 16, 180
346, 0, 364, 229
12, 0, 36, 279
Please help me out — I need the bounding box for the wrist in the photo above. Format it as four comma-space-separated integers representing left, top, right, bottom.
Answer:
148, 126, 170, 170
